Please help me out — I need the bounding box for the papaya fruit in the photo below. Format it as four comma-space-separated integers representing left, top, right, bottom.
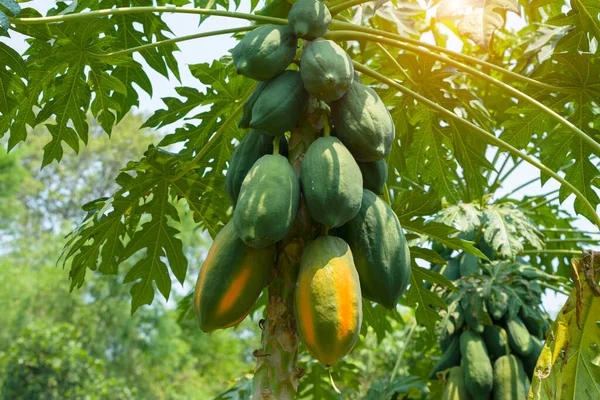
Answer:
194, 221, 276, 332
226, 131, 288, 206
301, 136, 362, 227
330, 80, 394, 162
459, 252, 479, 277
233, 154, 300, 248
295, 236, 362, 367
460, 330, 494, 399
288, 0, 331, 40
520, 306, 547, 340
232, 24, 297, 81
504, 316, 533, 356
258, 0, 293, 19
357, 159, 388, 195
522, 336, 543, 379
442, 366, 472, 400
442, 259, 461, 281
250, 70, 310, 136
429, 335, 461, 379
482, 325, 508, 361
439, 332, 456, 353
300, 39, 354, 101
332, 189, 411, 309
486, 288, 509, 321
239, 81, 269, 129
493, 355, 528, 400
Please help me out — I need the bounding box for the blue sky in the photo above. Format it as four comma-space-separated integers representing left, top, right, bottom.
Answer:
5, 1, 595, 313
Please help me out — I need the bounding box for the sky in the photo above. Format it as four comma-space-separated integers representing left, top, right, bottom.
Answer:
4, 1, 596, 313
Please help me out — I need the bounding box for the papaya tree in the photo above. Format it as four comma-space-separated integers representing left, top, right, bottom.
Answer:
1, 0, 599, 398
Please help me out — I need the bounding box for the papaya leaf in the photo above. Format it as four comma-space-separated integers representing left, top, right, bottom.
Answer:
406, 263, 449, 334
547, 0, 600, 53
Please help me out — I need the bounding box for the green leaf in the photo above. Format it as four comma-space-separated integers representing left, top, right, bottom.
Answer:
361, 300, 397, 343
406, 265, 447, 334
0, 0, 20, 17
392, 189, 441, 223
548, 0, 600, 52
403, 218, 489, 260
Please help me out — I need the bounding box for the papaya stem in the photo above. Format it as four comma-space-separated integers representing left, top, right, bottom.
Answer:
323, 116, 331, 137
352, 61, 600, 229
327, 31, 600, 156
326, 23, 577, 94
374, 43, 417, 86
88, 26, 255, 60
329, 0, 372, 15
383, 183, 392, 206
9, 7, 288, 26
273, 136, 281, 155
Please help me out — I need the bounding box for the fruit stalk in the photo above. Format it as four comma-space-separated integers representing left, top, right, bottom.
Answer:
253, 124, 320, 399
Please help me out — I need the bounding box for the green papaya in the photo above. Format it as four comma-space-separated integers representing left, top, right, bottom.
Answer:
250, 70, 310, 135
429, 335, 461, 379
459, 252, 479, 277
442, 259, 461, 281
239, 81, 269, 129
482, 325, 508, 361
460, 330, 493, 399
295, 236, 362, 367
194, 221, 276, 332
522, 336, 543, 379
300, 39, 354, 101
486, 288, 509, 321
493, 355, 528, 400
462, 302, 486, 334
439, 332, 456, 353
357, 159, 388, 195
330, 80, 394, 162
301, 136, 362, 227
288, 0, 331, 40
504, 316, 533, 356
442, 366, 472, 400
332, 189, 411, 309
258, 0, 293, 19
520, 306, 547, 339
226, 131, 288, 206
232, 24, 297, 81
233, 154, 300, 248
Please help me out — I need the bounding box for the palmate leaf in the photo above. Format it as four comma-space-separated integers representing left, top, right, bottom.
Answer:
547, 0, 600, 53
406, 264, 449, 334
63, 147, 189, 313
436, 0, 520, 48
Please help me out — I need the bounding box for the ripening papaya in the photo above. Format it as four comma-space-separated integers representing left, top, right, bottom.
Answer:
357, 159, 388, 195
460, 330, 494, 399
504, 316, 533, 356
250, 70, 310, 136
226, 131, 288, 206
482, 325, 508, 361
232, 24, 297, 81
443, 366, 472, 400
332, 189, 410, 309
233, 154, 300, 248
295, 236, 362, 367
330, 80, 394, 162
301, 136, 362, 227
300, 39, 354, 101
239, 81, 269, 129
493, 355, 528, 400
522, 336, 543, 379
429, 335, 461, 379
194, 222, 276, 332
288, 0, 331, 40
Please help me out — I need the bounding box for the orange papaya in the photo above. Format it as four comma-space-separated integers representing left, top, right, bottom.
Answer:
295, 236, 362, 367
194, 221, 276, 332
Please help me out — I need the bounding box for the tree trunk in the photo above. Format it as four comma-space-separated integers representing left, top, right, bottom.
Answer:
253, 122, 320, 399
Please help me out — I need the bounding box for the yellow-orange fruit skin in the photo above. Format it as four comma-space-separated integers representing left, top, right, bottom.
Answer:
294, 236, 362, 367
194, 221, 276, 332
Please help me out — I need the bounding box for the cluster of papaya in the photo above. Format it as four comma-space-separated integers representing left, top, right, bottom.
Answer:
430, 251, 553, 399
194, 0, 410, 368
